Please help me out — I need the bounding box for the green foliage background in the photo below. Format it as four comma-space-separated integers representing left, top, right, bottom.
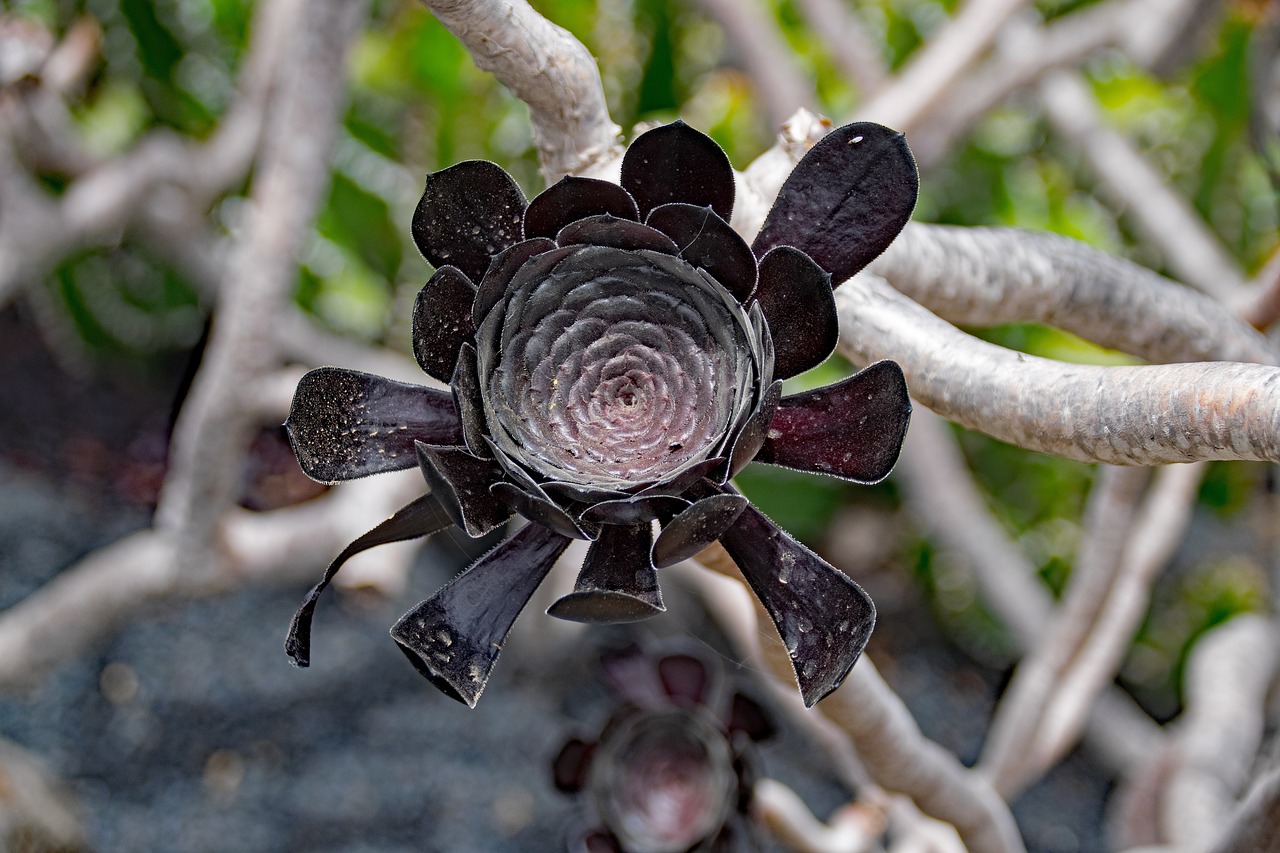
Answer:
13, 0, 1279, 716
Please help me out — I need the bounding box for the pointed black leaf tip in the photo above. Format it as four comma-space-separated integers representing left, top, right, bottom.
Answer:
390, 523, 571, 706
283, 583, 324, 667
284, 493, 454, 672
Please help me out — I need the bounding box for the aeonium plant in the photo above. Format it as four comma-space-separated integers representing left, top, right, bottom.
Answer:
553, 642, 777, 853
284, 120, 918, 708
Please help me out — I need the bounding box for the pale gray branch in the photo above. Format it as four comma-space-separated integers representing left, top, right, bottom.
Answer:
910, 2, 1134, 166
1163, 615, 1278, 848
856, 0, 1034, 132
899, 410, 1163, 777
416, 0, 622, 183
870, 224, 1277, 365
154, 0, 363, 568
0, 473, 422, 691
689, 552, 1025, 853
837, 273, 1280, 465
1039, 71, 1247, 303
1206, 758, 1280, 853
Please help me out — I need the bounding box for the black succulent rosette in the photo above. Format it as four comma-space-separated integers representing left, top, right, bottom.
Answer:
552, 644, 776, 853
284, 120, 917, 708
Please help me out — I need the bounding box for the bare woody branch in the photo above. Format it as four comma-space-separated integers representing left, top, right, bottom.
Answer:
793, 0, 888, 97
837, 273, 1280, 466
909, 1, 1135, 166
896, 410, 1164, 777
154, 0, 365, 571
0, 0, 302, 303
856, 0, 1034, 132
694, 547, 1027, 853
0, 473, 422, 690
1162, 615, 1278, 848
695, 0, 817, 128
870, 224, 1277, 365
416, 0, 622, 184
1039, 70, 1248, 303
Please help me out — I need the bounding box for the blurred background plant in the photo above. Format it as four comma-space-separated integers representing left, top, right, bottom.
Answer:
0, 0, 1277, 850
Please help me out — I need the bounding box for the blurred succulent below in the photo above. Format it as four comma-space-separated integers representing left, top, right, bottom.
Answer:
284, 120, 917, 708
552, 643, 776, 853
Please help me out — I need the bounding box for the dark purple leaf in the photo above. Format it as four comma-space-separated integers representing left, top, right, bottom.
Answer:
547, 524, 665, 624
620, 121, 735, 221
581, 494, 689, 526
450, 343, 489, 458
525, 176, 640, 238
757, 360, 910, 483
752, 247, 837, 379
657, 653, 714, 709
490, 482, 597, 541
728, 693, 776, 742
556, 215, 679, 254
752, 123, 917, 284
411, 160, 527, 282
390, 522, 571, 707
286, 368, 462, 483
646, 203, 757, 302
471, 238, 558, 325
636, 458, 728, 499
726, 380, 782, 478
412, 265, 476, 383
552, 737, 596, 793
600, 644, 672, 709
718, 501, 875, 707
414, 442, 511, 537
285, 493, 453, 668
652, 493, 749, 568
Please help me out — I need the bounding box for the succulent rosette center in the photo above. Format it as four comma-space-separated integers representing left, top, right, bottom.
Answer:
478, 245, 767, 495
283, 119, 920, 710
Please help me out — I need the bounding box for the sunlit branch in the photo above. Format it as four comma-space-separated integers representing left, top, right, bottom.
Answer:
870, 224, 1277, 365
415, 0, 622, 184
838, 273, 1280, 466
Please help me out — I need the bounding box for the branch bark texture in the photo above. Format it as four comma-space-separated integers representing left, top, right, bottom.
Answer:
837, 273, 1280, 465
417, 0, 622, 183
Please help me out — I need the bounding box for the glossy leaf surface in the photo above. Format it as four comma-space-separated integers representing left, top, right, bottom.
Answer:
285, 493, 453, 668
548, 524, 664, 623
646, 203, 757, 302
758, 360, 911, 483
412, 160, 527, 282
415, 442, 511, 537
620, 121, 735, 221
719, 502, 875, 706
412, 265, 476, 383
286, 368, 462, 482
525, 176, 640, 238
753, 123, 917, 284
752, 247, 838, 379
391, 522, 571, 707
